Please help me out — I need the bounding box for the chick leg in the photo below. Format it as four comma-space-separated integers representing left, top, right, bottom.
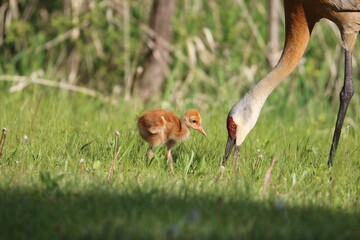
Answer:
166, 140, 176, 174
166, 150, 174, 174
146, 147, 154, 159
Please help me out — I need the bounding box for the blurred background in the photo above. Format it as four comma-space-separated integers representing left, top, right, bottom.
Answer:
0, 0, 359, 111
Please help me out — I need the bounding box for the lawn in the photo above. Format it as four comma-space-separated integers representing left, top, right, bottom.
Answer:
0, 87, 359, 239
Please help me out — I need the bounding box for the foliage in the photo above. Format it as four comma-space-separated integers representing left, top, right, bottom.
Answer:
1, 0, 359, 106
1, 0, 148, 93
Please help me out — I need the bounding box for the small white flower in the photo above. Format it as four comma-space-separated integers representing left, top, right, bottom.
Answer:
23, 135, 29, 141
257, 149, 261, 153
115, 131, 120, 136
220, 165, 225, 172
2, 128, 7, 131
346, 125, 351, 130
16, 161, 19, 164
79, 159, 85, 164
136, 66, 144, 74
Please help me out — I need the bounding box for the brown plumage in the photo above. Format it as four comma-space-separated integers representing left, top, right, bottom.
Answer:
137, 109, 206, 173
223, 0, 360, 167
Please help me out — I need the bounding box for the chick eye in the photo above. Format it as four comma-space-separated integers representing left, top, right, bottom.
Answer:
192, 120, 197, 123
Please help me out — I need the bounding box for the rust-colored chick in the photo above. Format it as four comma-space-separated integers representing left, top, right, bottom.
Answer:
137, 109, 206, 173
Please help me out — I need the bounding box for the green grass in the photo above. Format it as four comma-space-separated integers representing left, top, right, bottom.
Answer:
0, 87, 359, 239
1, 0, 360, 238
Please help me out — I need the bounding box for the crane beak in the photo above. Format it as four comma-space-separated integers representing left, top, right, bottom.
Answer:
223, 136, 235, 165
222, 136, 240, 166
196, 126, 207, 136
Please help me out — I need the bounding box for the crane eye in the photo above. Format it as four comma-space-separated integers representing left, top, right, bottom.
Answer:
227, 117, 237, 134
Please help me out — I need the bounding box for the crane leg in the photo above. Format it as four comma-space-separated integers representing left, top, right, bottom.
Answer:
328, 50, 354, 166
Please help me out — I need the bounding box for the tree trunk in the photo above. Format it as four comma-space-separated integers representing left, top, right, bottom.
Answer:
267, 0, 280, 68
137, 0, 175, 103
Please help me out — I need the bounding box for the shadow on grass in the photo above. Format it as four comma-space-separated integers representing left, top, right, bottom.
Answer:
0, 186, 359, 240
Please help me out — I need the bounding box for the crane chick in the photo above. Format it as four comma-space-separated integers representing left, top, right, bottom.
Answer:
137, 109, 206, 173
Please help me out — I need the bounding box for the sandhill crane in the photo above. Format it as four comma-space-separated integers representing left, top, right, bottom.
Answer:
223, 0, 360, 167
138, 109, 206, 173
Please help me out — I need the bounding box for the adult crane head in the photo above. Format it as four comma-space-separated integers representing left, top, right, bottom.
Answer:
222, 92, 263, 166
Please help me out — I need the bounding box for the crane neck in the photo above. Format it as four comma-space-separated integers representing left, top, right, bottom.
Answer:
250, 1, 315, 106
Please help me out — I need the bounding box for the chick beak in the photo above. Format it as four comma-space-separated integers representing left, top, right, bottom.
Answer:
197, 126, 207, 136
223, 136, 241, 166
